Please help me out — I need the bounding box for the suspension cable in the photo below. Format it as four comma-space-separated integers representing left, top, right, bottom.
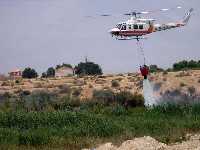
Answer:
136, 40, 146, 66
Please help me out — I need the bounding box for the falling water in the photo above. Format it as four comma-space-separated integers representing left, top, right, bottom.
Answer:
143, 79, 158, 107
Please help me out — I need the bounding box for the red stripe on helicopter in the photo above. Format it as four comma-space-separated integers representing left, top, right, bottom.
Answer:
119, 30, 150, 36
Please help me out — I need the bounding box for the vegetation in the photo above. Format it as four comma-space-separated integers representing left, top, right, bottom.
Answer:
111, 80, 120, 87
173, 60, 200, 71
75, 61, 102, 76
46, 67, 55, 78
149, 65, 164, 73
0, 99, 200, 149
0, 89, 199, 149
41, 72, 47, 78
22, 68, 38, 79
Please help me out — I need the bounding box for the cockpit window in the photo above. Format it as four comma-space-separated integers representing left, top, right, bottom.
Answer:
116, 24, 122, 29
121, 24, 126, 30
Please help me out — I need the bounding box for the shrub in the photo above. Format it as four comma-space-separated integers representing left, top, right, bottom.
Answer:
1, 81, 10, 86
111, 80, 120, 87
58, 84, 71, 94
162, 70, 168, 75
93, 89, 115, 105
23, 90, 56, 111
19, 90, 31, 97
115, 91, 144, 108
149, 65, 164, 73
188, 86, 196, 95
15, 80, 20, 84
198, 79, 200, 83
72, 88, 82, 97
41, 72, 47, 78
175, 71, 190, 77
180, 82, 186, 87
33, 82, 43, 88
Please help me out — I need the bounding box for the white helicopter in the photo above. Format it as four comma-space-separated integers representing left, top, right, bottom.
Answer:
106, 7, 194, 40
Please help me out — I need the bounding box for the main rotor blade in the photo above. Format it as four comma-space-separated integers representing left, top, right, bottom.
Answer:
124, 6, 182, 16
86, 6, 182, 18
140, 6, 182, 15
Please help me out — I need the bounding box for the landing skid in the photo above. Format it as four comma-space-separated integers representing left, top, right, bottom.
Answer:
116, 36, 148, 41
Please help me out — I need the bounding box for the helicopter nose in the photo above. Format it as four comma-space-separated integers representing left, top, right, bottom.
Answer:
109, 28, 120, 35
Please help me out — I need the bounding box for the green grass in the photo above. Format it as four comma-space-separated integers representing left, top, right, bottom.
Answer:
0, 104, 200, 149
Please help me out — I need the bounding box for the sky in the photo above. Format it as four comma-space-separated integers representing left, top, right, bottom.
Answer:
0, 0, 199, 74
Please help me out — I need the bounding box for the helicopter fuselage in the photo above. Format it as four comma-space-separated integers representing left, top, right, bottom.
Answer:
109, 18, 155, 39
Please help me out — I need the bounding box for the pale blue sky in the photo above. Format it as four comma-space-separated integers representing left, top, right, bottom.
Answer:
0, 0, 199, 74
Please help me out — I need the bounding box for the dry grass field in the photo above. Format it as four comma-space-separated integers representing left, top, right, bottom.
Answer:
1, 70, 200, 101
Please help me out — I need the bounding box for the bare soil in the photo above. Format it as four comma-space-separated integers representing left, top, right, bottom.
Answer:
83, 134, 200, 150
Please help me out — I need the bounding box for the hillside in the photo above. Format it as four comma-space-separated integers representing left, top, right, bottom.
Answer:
1, 70, 200, 102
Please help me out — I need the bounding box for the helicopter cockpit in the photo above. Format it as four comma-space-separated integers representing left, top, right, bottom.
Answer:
116, 23, 122, 30
116, 23, 127, 30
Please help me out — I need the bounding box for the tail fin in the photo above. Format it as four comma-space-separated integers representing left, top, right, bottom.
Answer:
182, 8, 194, 24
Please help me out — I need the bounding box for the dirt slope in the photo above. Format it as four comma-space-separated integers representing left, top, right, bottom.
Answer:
83, 135, 200, 150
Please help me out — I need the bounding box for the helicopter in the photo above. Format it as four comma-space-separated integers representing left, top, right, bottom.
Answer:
107, 7, 194, 40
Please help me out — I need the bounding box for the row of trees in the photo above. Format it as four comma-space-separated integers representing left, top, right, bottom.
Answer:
147, 60, 200, 73
21, 59, 200, 79
22, 61, 102, 79
173, 60, 200, 71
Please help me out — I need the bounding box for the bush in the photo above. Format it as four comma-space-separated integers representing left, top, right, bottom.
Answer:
41, 72, 47, 78
23, 90, 56, 111
1, 81, 10, 86
111, 80, 120, 87
162, 70, 168, 75
72, 88, 82, 97
58, 84, 71, 94
115, 91, 144, 108
180, 82, 186, 87
149, 65, 164, 73
22, 68, 38, 79
93, 89, 115, 105
188, 86, 196, 95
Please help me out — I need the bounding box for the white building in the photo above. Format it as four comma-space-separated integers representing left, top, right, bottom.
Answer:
55, 66, 74, 77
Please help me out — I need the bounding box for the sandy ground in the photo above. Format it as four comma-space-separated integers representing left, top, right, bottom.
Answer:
83, 135, 200, 150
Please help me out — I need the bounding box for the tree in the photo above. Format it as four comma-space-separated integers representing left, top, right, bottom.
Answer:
75, 61, 102, 76
173, 60, 200, 71
41, 72, 47, 78
46, 67, 55, 77
22, 67, 38, 79
149, 65, 164, 73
